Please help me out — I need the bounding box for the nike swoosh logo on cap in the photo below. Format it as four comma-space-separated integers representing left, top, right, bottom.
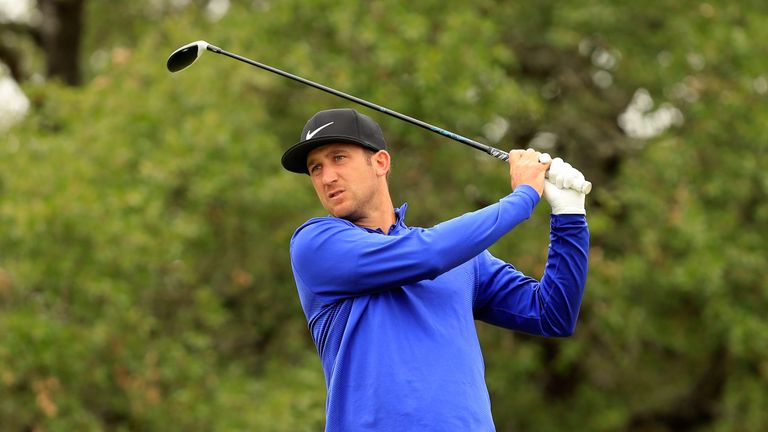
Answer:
306, 122, 334, 139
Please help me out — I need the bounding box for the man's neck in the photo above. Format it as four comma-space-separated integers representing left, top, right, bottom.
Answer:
352, 184, 396, 233
354, 202, 396, 233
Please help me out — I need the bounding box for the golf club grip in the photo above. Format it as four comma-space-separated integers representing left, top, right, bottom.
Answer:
490, 149, 592, 195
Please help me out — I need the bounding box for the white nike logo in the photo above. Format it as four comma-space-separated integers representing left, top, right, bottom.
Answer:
306, 122, 334, 139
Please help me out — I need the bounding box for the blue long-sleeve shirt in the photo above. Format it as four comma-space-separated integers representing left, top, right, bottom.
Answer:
289, 185, 589, 431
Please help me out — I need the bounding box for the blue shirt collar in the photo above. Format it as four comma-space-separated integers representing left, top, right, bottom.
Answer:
393, 203, 409, 228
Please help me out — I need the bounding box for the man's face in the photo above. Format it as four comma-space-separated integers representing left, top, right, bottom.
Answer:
306, 143, 383, 221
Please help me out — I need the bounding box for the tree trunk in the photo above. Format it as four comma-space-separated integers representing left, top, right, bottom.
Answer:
38, 0, 84, 86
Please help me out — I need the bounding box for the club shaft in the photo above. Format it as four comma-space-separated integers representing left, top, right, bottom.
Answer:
208, 45, 509, 160
206, 45, 591, 194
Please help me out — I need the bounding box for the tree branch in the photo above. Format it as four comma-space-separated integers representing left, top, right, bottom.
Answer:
0, 21, 44, 47
0, 44, 24, 82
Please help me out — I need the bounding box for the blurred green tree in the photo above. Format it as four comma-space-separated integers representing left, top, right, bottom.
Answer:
0, 1, 766, 431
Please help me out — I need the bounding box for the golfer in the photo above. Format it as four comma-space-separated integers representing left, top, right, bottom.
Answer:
282, 108, 589, 431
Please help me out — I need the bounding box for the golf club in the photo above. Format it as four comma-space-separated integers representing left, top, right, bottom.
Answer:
167, 40, 592, 194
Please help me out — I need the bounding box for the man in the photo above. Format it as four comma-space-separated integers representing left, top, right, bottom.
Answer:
281, 108, 589, 431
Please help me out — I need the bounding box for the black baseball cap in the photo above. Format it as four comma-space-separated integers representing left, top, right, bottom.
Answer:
281, 108, 388, 174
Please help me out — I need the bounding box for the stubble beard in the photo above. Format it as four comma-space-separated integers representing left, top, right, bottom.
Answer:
329, 194, 364, 223
329, 187, 376, 225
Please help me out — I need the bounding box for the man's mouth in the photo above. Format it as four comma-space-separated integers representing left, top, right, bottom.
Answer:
328, 190, 344, 199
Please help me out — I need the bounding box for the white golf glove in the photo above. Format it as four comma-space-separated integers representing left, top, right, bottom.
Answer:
543, 157, 587, 215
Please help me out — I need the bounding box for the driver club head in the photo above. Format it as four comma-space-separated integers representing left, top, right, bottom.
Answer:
166, 40, 209, 72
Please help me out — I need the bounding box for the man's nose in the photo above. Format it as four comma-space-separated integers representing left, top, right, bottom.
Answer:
321, 167, 338, 185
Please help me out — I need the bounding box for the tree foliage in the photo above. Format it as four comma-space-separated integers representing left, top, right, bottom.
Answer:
1, 1, 767, 430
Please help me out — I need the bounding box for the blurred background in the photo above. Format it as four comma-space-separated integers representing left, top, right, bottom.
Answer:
1, 0, 767, 431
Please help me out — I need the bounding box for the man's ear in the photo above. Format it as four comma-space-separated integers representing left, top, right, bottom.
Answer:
372, 150, 391, 177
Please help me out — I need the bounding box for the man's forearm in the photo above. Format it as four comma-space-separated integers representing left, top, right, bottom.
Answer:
537, 214, 589, 336
291, 186, 542, 300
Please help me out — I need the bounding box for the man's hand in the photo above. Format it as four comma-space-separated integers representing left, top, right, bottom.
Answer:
509, 148, 549, 196
543, 157, 587, 215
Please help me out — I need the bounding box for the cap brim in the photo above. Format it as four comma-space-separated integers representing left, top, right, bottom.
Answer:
281, 136, 382, 174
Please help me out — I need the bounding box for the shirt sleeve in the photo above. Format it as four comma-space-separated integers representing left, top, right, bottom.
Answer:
472, 214, 589, 336
290, 186, 540, 303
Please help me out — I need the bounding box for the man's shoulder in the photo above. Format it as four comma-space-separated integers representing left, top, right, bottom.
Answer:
294, 215, 356, 232
290, 216, 357, 246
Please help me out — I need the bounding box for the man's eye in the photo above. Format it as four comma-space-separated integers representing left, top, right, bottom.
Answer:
334, 155, 346, 161
309, 164, 321, 173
